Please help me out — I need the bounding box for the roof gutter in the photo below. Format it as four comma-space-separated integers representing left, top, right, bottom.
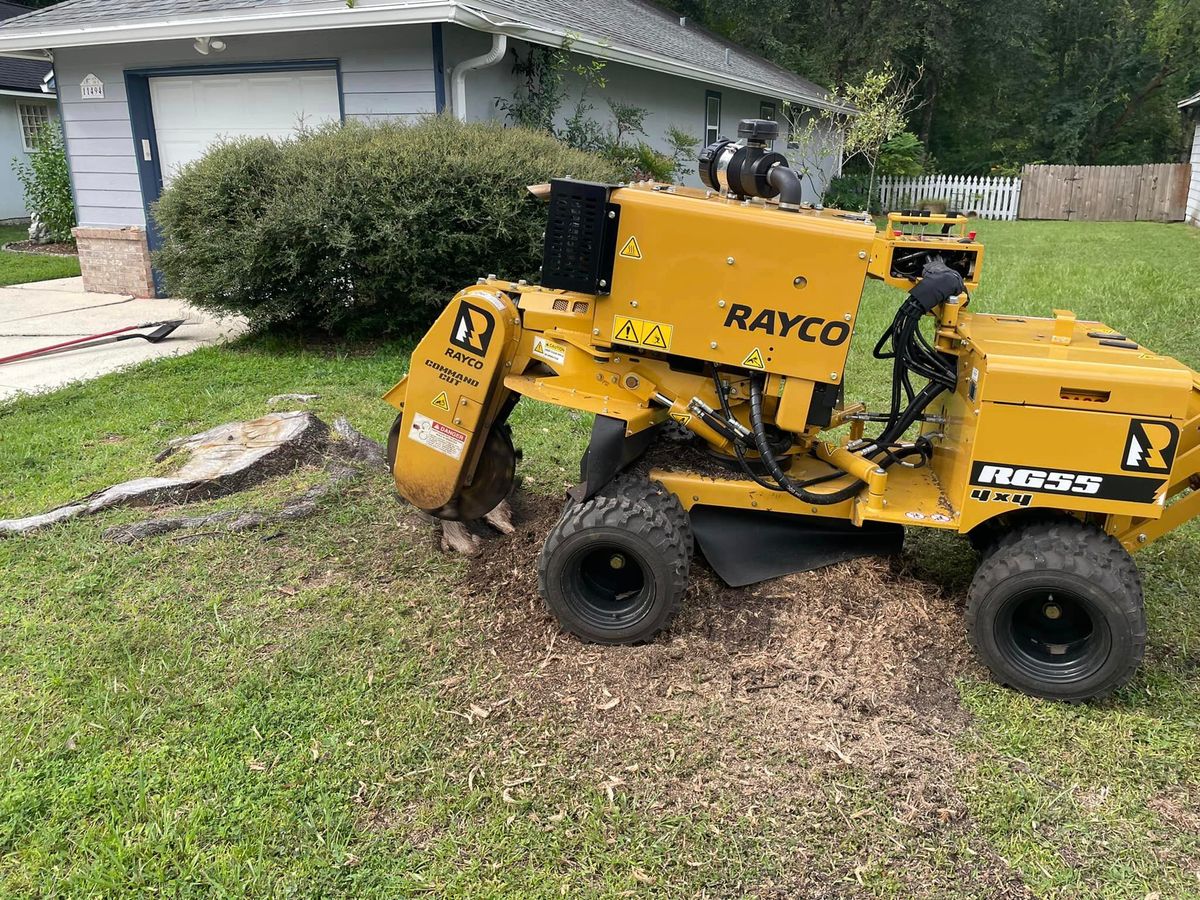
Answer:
452, 2, 852, 114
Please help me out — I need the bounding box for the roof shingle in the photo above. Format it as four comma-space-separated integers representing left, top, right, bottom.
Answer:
0, 0, 49, 92
0, 0, 833, 107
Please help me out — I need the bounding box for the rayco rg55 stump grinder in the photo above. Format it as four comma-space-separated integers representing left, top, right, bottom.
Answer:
384, 119, 1200, 702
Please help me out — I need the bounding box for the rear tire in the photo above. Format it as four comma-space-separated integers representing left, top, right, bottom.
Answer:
538, 496, 689, 644
967, 519, 1145, 702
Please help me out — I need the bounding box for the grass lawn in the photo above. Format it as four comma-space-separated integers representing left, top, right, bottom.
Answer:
1, 220, 1198, 897
0, 224, 81, 286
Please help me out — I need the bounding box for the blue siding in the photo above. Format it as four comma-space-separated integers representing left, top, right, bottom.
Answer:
54, 25, 438, 229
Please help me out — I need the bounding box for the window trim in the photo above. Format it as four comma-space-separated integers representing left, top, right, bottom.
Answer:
704, 89, 722, 145
759, 100, 777, 148
17, 102, 51, 153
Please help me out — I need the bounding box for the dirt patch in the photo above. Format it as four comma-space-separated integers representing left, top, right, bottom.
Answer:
447, 494, 1029, 897
4, 239, 78, 256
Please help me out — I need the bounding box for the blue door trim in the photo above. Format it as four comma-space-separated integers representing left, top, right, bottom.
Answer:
432, 24, 446, 114
125, 58, 343, 294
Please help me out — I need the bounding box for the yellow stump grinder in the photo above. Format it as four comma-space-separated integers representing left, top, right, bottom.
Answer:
384, 119, 1200, 701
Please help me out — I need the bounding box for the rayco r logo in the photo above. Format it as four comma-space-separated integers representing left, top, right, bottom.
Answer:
1122, 419, 1179, 475
722, 303, 851, 346
450, 302, 496, 358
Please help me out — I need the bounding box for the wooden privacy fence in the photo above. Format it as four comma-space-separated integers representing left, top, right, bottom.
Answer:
878, 175, 1021, 220
1018, 164, 1191, 222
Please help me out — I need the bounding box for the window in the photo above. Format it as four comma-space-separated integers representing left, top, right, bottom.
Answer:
18, 103, 51, 152
704, 90, 721, 145
781, 100, 801, 150
759, 101, 777, 147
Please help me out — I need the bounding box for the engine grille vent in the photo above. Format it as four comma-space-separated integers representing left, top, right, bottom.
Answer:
541, 179, 619, 294
552, 299, 569, 311
572, 301, 590, 314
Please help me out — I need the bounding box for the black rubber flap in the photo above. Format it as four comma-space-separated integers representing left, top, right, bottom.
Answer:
691, 506, 905, 588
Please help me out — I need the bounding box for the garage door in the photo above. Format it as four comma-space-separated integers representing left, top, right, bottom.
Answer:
149, 70, 341, 183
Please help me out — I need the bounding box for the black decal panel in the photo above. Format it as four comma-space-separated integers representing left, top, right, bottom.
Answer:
450, 302, 496, 357
970, 461, 1165, 504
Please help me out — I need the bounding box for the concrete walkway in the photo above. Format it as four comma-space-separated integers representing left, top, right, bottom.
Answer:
0, 277, 246, 402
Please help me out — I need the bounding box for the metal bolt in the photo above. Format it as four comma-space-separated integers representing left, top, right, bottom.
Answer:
625, 375, 639, 389
830, 372, 839, 381
710, 341, 718, 349
1138, 533, 1148, 543
793, 276, 807, 289
726, 257, 735, 265
844, 313, 853, 321
609, 554, 626, 569
631, 300, 639, 308
593, 328, 600, 335
608, 210, 616, 219
460, 399, 467, 406
453, 419, 462, 425
599, 279, 608, 288
858, 251, 867, 259
718, 299, 727, 308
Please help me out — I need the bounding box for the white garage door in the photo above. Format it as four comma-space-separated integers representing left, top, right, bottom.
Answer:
149, 70, 341, 183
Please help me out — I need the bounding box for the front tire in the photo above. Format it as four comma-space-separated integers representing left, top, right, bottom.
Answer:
538, 496, 689, 644
967, 519, 1145, 701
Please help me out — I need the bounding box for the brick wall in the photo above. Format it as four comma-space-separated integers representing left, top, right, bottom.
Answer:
72, 226, 156, 297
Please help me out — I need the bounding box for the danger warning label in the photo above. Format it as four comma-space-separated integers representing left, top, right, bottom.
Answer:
670, 412, 692, 427
431, 391, 450, 411
612, 315, 673, 351
619, 235, 643, 260
743, 348, 766, 369
408, 412, 466, 460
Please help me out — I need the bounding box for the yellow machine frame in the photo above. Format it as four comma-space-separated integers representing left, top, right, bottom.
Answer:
385, 188, 1199, 555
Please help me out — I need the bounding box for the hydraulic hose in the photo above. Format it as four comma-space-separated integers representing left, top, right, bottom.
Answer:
747, 376, 865, 505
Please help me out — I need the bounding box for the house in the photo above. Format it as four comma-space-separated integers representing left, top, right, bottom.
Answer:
0, 0, 53, 223
1182, 91, 1200, 227
0, 0, 849, 297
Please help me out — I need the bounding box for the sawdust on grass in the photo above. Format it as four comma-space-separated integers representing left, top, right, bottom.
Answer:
442, 494, 1030, 897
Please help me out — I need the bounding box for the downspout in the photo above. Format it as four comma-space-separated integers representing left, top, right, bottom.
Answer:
451, 32, 507, 122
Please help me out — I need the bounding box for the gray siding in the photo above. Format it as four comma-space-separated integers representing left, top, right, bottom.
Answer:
0, 96, 56, 220
442, 26, 841, 201
1188, 123, 1199, 227
54, 26, 438, 228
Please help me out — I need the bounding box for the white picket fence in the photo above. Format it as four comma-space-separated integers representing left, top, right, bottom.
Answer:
877, 175, 1022, 221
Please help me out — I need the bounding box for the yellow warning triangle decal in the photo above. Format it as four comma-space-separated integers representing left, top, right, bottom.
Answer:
743, 348, 766, 370
619, 235, 643, 260
642, 324, 669, 349
614, 318, 641, 343
670, 412, 692, 427
432, 391, 450, 411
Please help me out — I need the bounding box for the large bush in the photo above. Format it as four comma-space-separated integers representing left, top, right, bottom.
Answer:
154, 117, 622, 334
13, 123, 76, 242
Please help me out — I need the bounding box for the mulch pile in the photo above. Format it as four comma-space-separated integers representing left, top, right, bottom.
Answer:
447, 493, 1030, 896
4, 240, 78, 256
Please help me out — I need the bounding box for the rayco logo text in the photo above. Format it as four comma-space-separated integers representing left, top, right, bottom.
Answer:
722, 303, 851, 346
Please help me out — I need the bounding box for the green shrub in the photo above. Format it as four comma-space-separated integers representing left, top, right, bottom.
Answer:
153, 117, 622, 335
13, 123, 76, 241
822, 174, 875, 212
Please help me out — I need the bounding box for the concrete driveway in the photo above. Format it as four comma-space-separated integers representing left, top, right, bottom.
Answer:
0, 277, 246, 402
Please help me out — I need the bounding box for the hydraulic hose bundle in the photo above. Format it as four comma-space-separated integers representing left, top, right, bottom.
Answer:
712, 256, 966, 504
